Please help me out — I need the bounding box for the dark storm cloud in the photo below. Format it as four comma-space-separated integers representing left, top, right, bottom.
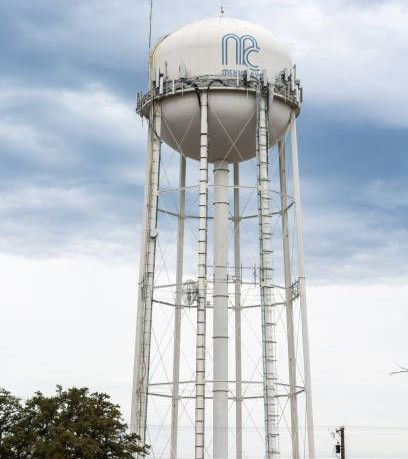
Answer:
0, 0, 406, 282
297, 105, 408, 282
0, 1, 149, 96
0, 81, 147, 257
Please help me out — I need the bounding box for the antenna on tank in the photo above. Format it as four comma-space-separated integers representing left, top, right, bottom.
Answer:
148, 0, 153, 51
146, 0, 154, 88
220, 0, 225, 16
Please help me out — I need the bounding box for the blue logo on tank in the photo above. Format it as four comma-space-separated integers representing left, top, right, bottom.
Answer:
221, 34, 260, 70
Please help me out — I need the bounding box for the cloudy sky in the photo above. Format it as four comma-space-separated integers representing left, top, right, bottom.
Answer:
1, 0, 407, 457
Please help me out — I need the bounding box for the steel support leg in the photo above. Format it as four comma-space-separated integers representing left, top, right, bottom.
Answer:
278, 140, 299, 459
234, 163, 243, 459
131, 103, 162, 454
195, 90, 209, 459
290, 112, 315, 459
257, 92, 279, 458
170, 155, 186, 459
213, 159, 229, 459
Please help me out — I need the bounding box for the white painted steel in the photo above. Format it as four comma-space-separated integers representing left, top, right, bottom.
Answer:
151, 17, 292, 162
195, 90, 209, 459
152, 18, 290, 85
279, 140, 300, 459
290, 112, 316, 459
131, 103, 162, 452
257, 92, 279, 458
213, 159, 230, 459
233, 163, 243, 459
133, 18, 316, 459
159, 92, 291, 162
131, 117, 153, 435
170, 155, 186, 459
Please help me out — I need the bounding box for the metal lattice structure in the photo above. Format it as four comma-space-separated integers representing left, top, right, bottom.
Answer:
131, 18, 315, 459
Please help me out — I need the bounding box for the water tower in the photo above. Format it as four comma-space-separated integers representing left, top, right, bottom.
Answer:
132, 17, 315, 459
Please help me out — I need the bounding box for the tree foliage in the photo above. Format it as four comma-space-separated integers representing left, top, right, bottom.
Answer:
0, 386, 149, 458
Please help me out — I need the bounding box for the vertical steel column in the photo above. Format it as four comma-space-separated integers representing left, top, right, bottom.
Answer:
195, 90, 208, 459
290, 112, 315, 459
170, 155, 186, 459
213, 159, 229, 459
233, 163, 243, 459
257, 91, 279, 458
278, 140, 299, 459
131, 103, 162, 452
131, 119, 153, 435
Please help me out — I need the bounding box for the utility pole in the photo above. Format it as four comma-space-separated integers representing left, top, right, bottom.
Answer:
335, 426, 345, 459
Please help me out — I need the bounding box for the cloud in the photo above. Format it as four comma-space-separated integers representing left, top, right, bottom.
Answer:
0, 0, 406, 285
1, 4, 407, 455
3, 1, 408, 126
0, 82, 141, 161
0, 183, 140, 259
0, 0, 149, 96
0, 254, 138, 412
1, 254, 408, 455
0, 81, 148, 257
0, 118, 72, 165
303, 203, 408, 284
113, 0, 408, 127
309, 281, 408, 456
1, 76, 406, 282
235, 0, 408, 127
359, 178, 408, 210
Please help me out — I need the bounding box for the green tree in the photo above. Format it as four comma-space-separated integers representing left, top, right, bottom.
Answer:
0, 389, 23, 458
0, 386, 149, 459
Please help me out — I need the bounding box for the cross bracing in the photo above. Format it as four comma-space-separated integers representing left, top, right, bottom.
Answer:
132, 70, 314, 459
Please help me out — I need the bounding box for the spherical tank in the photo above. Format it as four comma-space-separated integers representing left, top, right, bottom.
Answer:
150, 17, 293, 163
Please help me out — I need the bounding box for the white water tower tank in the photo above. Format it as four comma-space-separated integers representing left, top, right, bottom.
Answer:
148, 17, 293, 162
133, 15, 315, 459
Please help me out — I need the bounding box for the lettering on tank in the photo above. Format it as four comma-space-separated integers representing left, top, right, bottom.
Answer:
221, 34, 261, 77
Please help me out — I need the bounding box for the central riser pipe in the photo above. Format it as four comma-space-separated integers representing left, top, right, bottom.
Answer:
213, 159, 229, 459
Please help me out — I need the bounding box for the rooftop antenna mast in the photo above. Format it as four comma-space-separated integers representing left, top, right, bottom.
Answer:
220, 0, 224, 15
148, 0, 153, 51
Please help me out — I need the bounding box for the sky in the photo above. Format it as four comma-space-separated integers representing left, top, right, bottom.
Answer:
1, 0, 407, 457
